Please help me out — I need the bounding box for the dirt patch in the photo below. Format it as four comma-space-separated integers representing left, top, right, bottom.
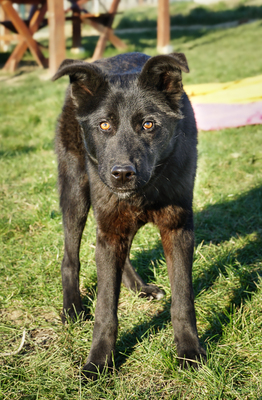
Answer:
1, 307, 61, 326
29, 327, 58, 347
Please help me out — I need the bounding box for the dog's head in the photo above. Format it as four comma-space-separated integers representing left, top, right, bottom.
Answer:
53, 53, 190, 199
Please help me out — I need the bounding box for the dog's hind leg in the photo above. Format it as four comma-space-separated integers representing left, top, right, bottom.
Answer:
56, 127, 90, 321
122, 231, 165, 300
122, 258, 165, 300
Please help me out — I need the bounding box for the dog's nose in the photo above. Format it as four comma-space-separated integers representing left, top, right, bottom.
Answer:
111, 165, 136, 184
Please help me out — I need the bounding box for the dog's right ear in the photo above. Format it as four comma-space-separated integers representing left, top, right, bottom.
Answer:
138, 53, 189, 116
52, 59, 106, 106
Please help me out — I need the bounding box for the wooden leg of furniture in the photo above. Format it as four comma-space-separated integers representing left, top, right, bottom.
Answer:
47, 0, 66, 76
91, 27, 109, 61
1, 0, 47, 70
157, 0, 172, 53
0, 5, 9, 51
72, 10, 81, 49
90, 0, 122, 61
4, 40, 27, 71
83, 19, 126, 51
3, 3, 48, 72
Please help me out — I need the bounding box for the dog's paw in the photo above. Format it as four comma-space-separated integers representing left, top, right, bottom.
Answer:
61, 305, 86, 324
177, 345, 206, 369
82, 362, 113, 381
139, 284, 165, 300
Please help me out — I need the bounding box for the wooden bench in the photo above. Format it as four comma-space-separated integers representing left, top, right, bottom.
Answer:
0, 0, 126, 73
66, 0, 126, 61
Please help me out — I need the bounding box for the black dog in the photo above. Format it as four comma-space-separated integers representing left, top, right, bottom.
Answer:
53, 52, 206, 379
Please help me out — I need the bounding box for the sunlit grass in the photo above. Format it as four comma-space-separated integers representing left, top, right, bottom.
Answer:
1, 2, 262, 398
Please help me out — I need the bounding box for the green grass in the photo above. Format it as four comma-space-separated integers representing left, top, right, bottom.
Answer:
114, 0, 262, 30
2, 0, 262, 74
1, 1, 262, 398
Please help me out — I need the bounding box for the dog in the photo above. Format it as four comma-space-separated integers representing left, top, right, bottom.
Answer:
53, 52, 206, 379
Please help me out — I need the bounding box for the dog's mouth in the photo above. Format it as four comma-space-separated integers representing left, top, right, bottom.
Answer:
101, 170, 151, 200
112, 189, 136, 200
100, 176, 138, 200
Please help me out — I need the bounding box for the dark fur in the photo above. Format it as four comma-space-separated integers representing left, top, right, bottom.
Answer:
53, 52, 206, 379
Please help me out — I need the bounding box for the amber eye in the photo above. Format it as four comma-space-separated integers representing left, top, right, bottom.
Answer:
143, 121, 154, 130
100, 122, 111, 131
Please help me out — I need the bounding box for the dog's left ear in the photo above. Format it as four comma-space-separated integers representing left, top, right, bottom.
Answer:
52, 58, 103, 88
52, 59, 106, 109
139, 53, 189, 111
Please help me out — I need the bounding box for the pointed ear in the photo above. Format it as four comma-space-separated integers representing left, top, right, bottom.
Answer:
52, 59, 106, 107
138, 53, 189, 113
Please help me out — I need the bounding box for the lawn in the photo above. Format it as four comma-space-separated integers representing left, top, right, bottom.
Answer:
0, 1, 262, 399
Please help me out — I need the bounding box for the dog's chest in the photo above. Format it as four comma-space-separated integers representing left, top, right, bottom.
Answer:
96, 200, 188, 238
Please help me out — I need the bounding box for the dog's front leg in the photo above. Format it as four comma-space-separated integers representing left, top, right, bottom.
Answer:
83, 228, 127, 380
160, 213, 206, 368
58, 157, 90, 322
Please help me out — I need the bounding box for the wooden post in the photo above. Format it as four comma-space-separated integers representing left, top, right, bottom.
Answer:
47, 0, 66, 76
157, 0, 172, 54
